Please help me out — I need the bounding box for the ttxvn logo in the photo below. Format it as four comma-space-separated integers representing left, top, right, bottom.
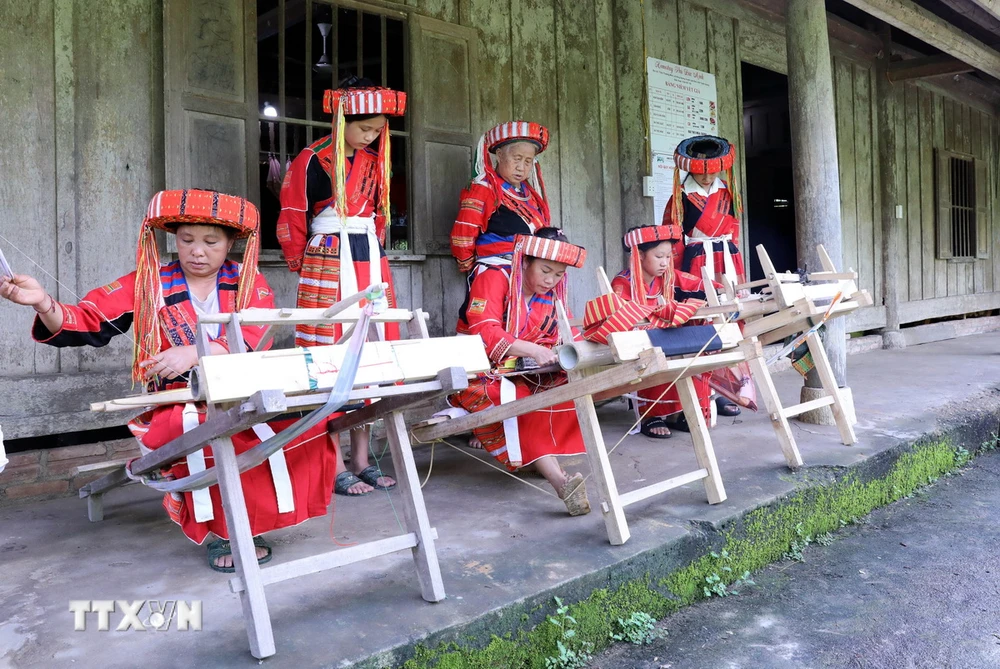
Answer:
69, 600, 202, 631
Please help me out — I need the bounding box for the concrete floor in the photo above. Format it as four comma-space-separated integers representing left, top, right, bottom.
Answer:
591, 449, 1000, 669
1, 333, 998, 669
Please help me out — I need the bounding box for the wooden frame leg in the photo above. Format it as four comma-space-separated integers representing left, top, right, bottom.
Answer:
806, 332, 857, 445
676, 377, 726, 504
212, 436, 276, 659
383, 410, 446, 602
87, 494, 104, 522
574, 393, 630, 546
741, 340, 805, 469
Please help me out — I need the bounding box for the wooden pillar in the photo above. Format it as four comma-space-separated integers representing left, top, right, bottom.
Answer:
785, 0, 848, 389
876, 29, 906, 349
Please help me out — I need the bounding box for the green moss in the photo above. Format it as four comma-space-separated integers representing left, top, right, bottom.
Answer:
401, 439, 965, 669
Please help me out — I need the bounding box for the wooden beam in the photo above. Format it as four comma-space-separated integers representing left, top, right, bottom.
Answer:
966, 0, 1000, 24
841, 0, 1000, 80
888, 53, 976, 81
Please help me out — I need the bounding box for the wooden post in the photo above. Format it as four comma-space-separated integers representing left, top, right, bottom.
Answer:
786, 0, 848, 390
382, 410, 446, 602
739, 339, 805, 469
556, 300, 629, 545
675, 377, 726, 504
876, 26, 906, 350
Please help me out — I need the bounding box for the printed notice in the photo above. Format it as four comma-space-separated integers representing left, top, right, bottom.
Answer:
646, 58, 718, 224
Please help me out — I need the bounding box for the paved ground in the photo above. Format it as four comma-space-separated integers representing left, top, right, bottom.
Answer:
592, 449, 1000, 669
0, 333, 998, 668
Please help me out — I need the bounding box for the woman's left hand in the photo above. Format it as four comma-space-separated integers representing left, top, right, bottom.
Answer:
140, 345, 199, 380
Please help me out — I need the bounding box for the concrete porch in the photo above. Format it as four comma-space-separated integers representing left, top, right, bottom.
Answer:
1, 333, 999, 668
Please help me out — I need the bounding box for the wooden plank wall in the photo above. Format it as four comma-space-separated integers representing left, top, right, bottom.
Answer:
890, 82, 998, 323
831, 57, 883, 323
407, 0, 621, 329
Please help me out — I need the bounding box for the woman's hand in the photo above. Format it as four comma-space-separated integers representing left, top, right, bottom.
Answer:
528, 342, 558, 367
139, 345, 200, 380
0, 274, 47, 307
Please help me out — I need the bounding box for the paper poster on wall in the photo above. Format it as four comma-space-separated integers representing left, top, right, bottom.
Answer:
646, 58, 718, 224
651, 153, 674, 228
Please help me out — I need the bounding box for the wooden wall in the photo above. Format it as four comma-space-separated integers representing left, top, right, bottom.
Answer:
889, 84, 1000, 324
2, 0, 1000, 440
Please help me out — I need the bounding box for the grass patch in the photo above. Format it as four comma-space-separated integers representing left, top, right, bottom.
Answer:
400, 439, 970, 669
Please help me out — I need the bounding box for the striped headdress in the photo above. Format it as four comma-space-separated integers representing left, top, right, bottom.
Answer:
506, 232, 586, 339
133, 189, 260, 384
623, 224, 682, 305
671, 135, 742, 229
322, 86, 407, 226
472, 120, 552, 223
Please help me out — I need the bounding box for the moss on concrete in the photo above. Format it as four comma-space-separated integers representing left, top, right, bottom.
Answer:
399, 439, 970, 669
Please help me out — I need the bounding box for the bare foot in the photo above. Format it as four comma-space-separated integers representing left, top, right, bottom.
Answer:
467, 436, 483, 449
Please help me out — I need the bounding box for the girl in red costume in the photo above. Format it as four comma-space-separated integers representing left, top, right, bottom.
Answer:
277, 75, 405, 496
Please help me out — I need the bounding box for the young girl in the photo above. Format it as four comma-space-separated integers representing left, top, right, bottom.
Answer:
610, 225, 715, 438
277, 75, 405, 496
450, 228, 591, 516
663, 135, 750, 418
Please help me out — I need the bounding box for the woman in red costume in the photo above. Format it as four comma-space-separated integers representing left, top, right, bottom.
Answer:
277, 75, 404, 496
1, 189, 338, 572
450, 121, 552, 278
449, 228, 591, 516
611, 225, 716, 438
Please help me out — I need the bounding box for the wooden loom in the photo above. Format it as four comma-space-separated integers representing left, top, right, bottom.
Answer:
694, 243, 874, 468
79, 286, 491, 660
411, 295, 747, 547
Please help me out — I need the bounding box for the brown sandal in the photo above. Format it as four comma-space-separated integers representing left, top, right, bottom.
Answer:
559, 472, 591, 516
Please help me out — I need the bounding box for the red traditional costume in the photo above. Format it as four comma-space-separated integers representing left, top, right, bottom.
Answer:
450, 121, 552, 275
277, 86, 406, 345
449, 234, 586, 470
603, 225, 713, 421
33, 190, 336, 544
663, 136, 745, 287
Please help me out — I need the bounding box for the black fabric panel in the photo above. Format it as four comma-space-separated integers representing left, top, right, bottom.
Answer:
486, 205, 534, 236
646, 324, 723, 356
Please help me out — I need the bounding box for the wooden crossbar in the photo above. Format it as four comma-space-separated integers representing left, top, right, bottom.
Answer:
617, 468, 709, 508
781, 395, 835, 419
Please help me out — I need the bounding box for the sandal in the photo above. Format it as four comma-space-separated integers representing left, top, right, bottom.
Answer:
639, 416, 672, 439
559, 472, 591, 517
206, 536, 273, 574
671, 414, 691, 433
715, 396, 741, 417
334, 470, 372, 496
356, 465, 396, 491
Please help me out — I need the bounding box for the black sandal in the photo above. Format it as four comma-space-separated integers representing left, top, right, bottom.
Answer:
334, 470, 371, 496
206, 536, 273, 573
671, 414, 691, 433
639, 416, 672, 439
715, 396, 741, 417
356, 465, 396, 490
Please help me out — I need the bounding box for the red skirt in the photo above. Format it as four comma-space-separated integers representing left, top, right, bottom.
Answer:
449, 373, 585, 471
135, 406, 339, 544
295, 231, 399, 346
635, 373, 712, 421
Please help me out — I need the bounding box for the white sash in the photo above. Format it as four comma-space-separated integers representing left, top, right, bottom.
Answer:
308, 209, 385, 339
182, 404, 215, 523
688, 231, 738, 286
251, 423, 295, 514
499, 377, 522, 466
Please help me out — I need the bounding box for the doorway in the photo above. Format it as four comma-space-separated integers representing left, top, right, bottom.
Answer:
741, 62, 797, 280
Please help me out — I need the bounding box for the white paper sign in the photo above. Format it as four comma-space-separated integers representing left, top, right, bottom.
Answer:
646, 58, 718, 225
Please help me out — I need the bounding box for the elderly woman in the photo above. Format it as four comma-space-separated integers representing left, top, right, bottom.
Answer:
450, 121, 552, 278
450, 228, 591, 516
0, 189, 337, 572
277, 75, 406, 496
